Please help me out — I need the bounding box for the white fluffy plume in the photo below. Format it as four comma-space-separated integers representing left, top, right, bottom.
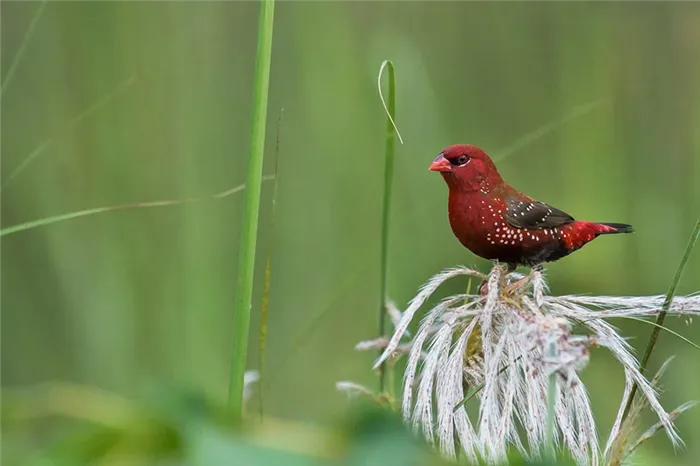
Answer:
365, 265, 699, 465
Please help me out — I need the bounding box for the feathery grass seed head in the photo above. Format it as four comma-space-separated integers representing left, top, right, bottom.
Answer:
364, 265, 699, 464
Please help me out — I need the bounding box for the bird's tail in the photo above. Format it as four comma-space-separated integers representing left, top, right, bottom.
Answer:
594, 222, 634, 235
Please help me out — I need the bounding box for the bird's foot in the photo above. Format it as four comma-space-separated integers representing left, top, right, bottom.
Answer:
505, 276, 530, 295
504, 266, 543, 296
478, 280, 489, 297
479, 263, 516, 297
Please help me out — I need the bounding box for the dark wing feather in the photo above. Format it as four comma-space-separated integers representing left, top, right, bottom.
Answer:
505, 198, 575, 230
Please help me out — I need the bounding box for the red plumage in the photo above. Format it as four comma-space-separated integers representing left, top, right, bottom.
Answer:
430, 144, 633, 268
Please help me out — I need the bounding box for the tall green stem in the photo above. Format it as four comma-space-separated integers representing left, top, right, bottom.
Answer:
377, 61, 397, 393
228, 0, 275, 420
258, 110, 283, 418
619, 215, 700, 425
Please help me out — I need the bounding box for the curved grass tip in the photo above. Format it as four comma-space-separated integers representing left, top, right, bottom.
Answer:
377, 60, 404, 145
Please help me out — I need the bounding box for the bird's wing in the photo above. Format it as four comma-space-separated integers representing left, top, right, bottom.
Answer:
504, 198, 575, 230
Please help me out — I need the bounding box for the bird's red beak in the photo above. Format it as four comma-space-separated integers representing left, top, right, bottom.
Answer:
429, 153, 451, 172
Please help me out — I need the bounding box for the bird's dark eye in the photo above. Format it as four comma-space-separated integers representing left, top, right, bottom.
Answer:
455, 155, 470, 165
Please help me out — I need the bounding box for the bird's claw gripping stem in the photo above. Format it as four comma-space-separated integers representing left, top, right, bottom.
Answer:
478, 263, 542, 298
505, 276, 531, 295
478, 263, 515, 297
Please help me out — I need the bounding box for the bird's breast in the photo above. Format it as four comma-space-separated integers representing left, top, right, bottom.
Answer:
447, 193, 517, 259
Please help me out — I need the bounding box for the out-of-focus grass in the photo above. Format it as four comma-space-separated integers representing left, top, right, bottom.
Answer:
0, 178, 274, 237
1, 74, 138, 192
0, 0, 46, 99
2, 2, 699, 465
1, 381, 574, 466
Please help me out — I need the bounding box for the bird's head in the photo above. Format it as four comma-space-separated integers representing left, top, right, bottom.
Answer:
429, 144, 502, 192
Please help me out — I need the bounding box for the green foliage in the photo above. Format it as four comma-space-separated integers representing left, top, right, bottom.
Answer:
3, 387, 581, 466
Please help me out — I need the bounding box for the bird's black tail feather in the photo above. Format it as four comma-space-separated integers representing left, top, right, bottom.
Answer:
598, 222, 634, 234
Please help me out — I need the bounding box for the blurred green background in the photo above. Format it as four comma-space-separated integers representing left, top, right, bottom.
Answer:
2, 1, 699, 464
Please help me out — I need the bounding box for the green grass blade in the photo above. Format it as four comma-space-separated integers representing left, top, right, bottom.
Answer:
452, 383, 483, 413
267, 264, 369, 388
376, 60, 400, 393
1, 74, 138, 191
493, 99, 608, 163
258, 109, 283, 418
453, 356, 516, 412
627, 400, 699, 456
453, 348, 537, 412
377, 60, 404, 144
228, 0, 275, 420
619, 214, 700, 426
617, 316, 700, 353
0, 0, 47, 98
0, 178, 273, 238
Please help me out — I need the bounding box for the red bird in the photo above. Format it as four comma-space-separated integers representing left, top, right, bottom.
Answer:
430, 144, 633, 270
